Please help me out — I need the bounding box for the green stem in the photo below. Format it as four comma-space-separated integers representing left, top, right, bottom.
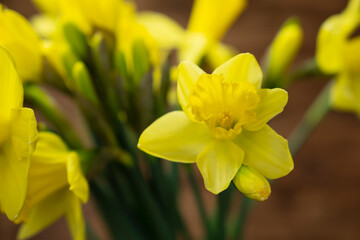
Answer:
124, 164, 176, 240
288, 81, 332, 154
90, 178, 140, 240
283, 58, 322, 86
150, 160, 191, 240
232, 197, 253, 240
186, 165, 212, 239
24, 84, 83, 149
215, 185, 235, 239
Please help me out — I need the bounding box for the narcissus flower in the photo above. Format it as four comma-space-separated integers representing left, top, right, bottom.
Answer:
316, 0, 360, 116
33, 0, 122, 32
15, 132, 89, 240
0, 5, 42, 82
115, 2, 160, 85
0, 46, 38, 220
138, 53, 293, 198
138, 0, 246, 67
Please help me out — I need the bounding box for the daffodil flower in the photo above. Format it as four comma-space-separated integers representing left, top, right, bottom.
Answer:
137, 0, 246, 67
32, 0, 122, 32
0, 46, 38, 220
0, 5, 42, 82
32, 0, 90, 36
115, 2, 161, 85
316, 0, 360, 115
15, 132, 89, 240
138, 53, 293, 197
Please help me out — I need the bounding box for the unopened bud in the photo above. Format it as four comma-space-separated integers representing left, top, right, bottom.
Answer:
233, 165, 271, 201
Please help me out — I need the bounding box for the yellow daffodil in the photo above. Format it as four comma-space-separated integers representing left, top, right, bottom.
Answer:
138, 53, 293, 198
0, 5, 42, 82
76, 0, 122, 32
115, 2, 161, 85
137, 0, 246, 67
316, 0, 360, 115
33, 0, 121, 33
264, 18, 303, 87
32, 0, 91, 35
15, 132, 89, 240
0, 46, 38, 220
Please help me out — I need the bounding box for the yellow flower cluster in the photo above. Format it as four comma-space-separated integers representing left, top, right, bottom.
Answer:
0, 46, 89, 239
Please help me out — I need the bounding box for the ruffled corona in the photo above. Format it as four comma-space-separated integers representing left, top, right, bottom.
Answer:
187, 73, 260, 139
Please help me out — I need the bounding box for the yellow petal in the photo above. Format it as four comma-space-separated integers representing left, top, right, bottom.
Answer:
138, 111, 212, 163
196, 140, 244, 194
67, 152, 89, 203
17, 189, 70, 240
137, 11, 185, 50
18, 132, 69, 221
187, 0, 247, 41
213, 53, 262, 88
77, 0, 122, 31
330, 72, 360, 114
343, 36, 360, 74
17, 132, 89, 226
233, 165, 271, 201
65, 195, 86, 240
235, 125, 293, 179
32, 0, 60, 17
316, 0, 360, 73
177, 61, 205, 118
0, 46, 23, 144
245, 88, 288, 131
0, 6, 42, 81
178, 32, 208, 63
31, 14, 57, 38
206, 42, 237, 70
0, 108, 38, 220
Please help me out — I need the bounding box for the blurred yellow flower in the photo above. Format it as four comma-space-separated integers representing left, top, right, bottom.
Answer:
0, 5, 42, 82
33, 0, 121, 32
0, 46, 38, 220
15, 132, 89, 240
32, 0, 90, 35
316, 0, 360, 115
115, 2, 160, 84
138, 53, 293, 196
138, 0, 246, 67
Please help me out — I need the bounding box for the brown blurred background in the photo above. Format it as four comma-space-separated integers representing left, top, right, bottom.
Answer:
1, 0, 360, 239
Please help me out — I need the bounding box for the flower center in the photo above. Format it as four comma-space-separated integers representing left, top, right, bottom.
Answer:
187, 73, 260, 140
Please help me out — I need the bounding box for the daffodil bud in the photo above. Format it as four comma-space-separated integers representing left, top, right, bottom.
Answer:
72, 61, 98, 105
133, 38, 151, 83
62, 50, 79, 90
63, 23, 88, 60
233, 165, 271, 201
264, 18, 303, 87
